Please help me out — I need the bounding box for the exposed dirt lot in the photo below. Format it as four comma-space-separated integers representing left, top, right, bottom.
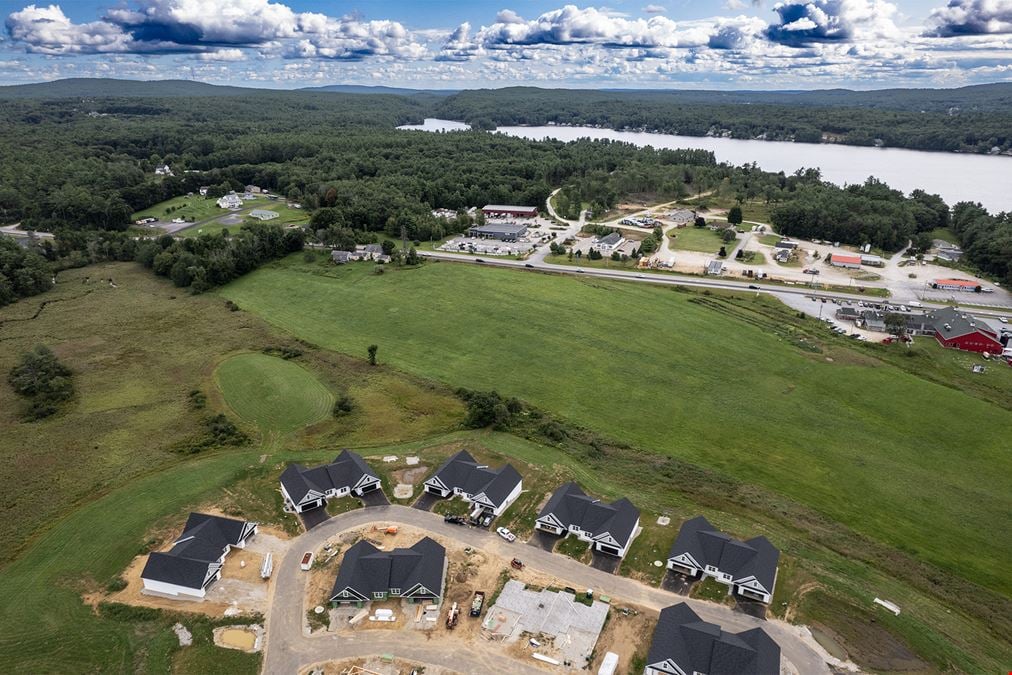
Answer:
302, 656, 460, 675
590, 603, 655, 674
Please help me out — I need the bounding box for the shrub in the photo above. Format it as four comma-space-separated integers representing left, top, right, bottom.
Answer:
333, 394, 355, 417
8, 345, 74, 420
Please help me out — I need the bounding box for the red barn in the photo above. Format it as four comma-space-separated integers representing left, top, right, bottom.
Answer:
928, 307, 1002, 354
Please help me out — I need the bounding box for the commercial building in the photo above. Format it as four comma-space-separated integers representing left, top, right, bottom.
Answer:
829, 253, 862, 269
481, 204, 538, 219
928, 307, 1003, 354
860, 254, 884, 267
932, 278, 980, 292
595, 231, 625, 251
467, 223, 528, 241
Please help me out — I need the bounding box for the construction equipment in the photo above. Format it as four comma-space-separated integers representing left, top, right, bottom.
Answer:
470, 591, 486, 617
445, 602, 459, 629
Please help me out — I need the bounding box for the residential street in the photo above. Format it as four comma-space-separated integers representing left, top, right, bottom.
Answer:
262, 505, 833, 675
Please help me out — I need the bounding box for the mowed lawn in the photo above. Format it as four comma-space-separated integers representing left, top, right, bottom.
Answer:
667, 226, 727, 252
221, 259, 1012, 596
215, 353, 334, 434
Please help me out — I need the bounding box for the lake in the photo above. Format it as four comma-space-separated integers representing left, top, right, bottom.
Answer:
397, 119, 1012, 213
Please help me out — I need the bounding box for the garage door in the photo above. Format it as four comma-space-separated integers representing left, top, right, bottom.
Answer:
597, 544, 621, 556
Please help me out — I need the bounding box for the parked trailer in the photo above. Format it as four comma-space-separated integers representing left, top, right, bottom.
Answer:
598, 652, 620, 675
260, 552, 273, 579
470, 591, 486, 617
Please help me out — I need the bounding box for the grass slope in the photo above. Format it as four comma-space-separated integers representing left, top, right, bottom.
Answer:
215, 353, 334, 434
220, 258, 1012, 597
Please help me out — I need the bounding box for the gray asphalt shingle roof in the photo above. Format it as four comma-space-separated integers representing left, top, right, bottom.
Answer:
668, 516, 779, 591
538, 482, 639, 547
330, 537, 445, 600
280, 450, 378, 505
141, 513, 254, 590
646, 603, 781, 675
428, 450, 522, 508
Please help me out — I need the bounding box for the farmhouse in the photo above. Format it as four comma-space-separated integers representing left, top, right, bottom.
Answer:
535, 482, 640, 557
666, 515, 779, 603
928, 307, 1002, 354
595, 231, 625, 251
140, 513, 257, 599
644, 603, 780, 675
482, 204, 538, 219
154, 164, 173, 176
349, 243, 390, 262
249, 209, 278, 221
279, 450, 382, 513
829, 253, 862, 269
467, 223, 528, 241
932, 278, 980, 292
331, 250, 352, 264
423, 450, 522, 518
217, 193, 243, 209
330, 537, 445, 605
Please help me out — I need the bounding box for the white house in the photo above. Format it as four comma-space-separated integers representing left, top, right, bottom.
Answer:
154, 164, 173, 176
665, 516, 779, 603
198, 186, 210, 196
535, 482, 640, 558
140, 513, 257, 599
279, 450, 383, 513
422, 450, 523, 518
594, 231, 626, 251
217, 193, 243, 209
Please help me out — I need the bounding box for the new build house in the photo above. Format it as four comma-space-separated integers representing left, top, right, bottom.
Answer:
141, 513, 257, 599
423, 450, 522, 518
279, 450, 382, 513
330, 537, 446, 605
217, 193, 243, 209
535, 482, 640, 557
644, 603, 781, 675
666, 516, 779, 603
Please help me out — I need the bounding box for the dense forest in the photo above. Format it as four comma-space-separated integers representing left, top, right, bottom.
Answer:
0, 85, 1008, 302
435, 87, 1012, 154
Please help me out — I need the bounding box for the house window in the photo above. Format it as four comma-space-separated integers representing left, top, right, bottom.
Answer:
373, 592, 385, 599
390, 588, 401, 596
705, 565, 718, 573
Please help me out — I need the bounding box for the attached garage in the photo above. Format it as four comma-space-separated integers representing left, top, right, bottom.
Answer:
595, 544, 622, 556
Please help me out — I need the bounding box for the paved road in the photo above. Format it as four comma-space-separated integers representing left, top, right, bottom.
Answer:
262, 505, 831, 675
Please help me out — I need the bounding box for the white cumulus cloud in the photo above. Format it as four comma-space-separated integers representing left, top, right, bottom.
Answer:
924, 0, 1012, 36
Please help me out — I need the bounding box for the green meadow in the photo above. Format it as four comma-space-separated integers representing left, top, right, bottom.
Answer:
221, 258, 1012, 598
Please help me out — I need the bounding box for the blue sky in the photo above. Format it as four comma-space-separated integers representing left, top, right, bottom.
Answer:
1, 0, 1010, 88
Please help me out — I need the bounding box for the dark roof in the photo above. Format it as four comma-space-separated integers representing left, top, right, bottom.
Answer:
482, 204, 537, 212
280, 450, 378, 504
646, 603, 780, 675
141, 513, 253, 589
331, 537, 445, 599
538, 482, 640, 546
668, 516, 779, 591
598, 232, 622, 246
469, 223, 528, 235
363, 243, 383, 254
427, 450, 522, 507
927, 306, 998, 340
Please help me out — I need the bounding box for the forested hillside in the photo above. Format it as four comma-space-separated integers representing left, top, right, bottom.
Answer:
0, 86, 1008, 300
435, 86, 1012, 154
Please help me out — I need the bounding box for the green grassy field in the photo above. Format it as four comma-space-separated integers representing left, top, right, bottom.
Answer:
220, 259, 1012, 600
667, 226, 728, 253
132, 195, 223, 223
215, 353, 334, 434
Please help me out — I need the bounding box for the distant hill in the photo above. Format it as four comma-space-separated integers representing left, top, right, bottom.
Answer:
299, 84, 457, 96
0, 78, 264, 99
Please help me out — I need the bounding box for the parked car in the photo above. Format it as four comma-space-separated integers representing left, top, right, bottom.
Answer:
496, 527, 516, 542
1000, 317, 1008, 324
748, 284, 759, 290
524, 263, 534, 268
443, 514, 466, 525
475, 258, 485, 263
510, 558, 524, 570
